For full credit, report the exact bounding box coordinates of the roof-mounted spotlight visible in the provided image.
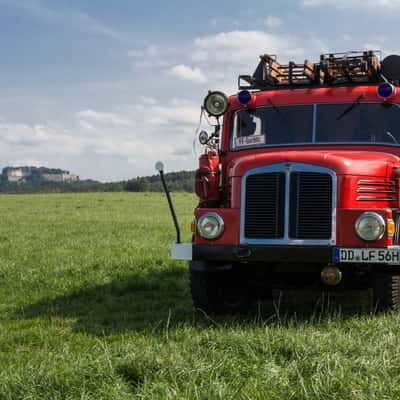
[377,82,396,100]
[203,91,229,117]
[237,90,253,106]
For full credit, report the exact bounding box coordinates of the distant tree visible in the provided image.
[123,170,195,193]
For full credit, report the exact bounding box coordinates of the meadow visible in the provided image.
[0,192,400,399]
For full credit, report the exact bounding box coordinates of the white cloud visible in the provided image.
[264,15,283,29]
[168,64,207,83]
[186,30,328,94]
[129,30,327,100]
[76,110,131,126]
[128,45,180,68]
[0,121,86,175]
[70,98,200,178]
[0,97,200,180]
[303,0,400,8]
[140,96,157,105]
[192,31,307,67]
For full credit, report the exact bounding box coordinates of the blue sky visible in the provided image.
[0,0,399,180]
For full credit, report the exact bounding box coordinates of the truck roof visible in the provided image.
[228,85,400,111]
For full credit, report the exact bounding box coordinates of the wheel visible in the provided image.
[189,262,249,314]
[372,272,400,311]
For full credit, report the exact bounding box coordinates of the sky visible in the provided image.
[0,0,400,181]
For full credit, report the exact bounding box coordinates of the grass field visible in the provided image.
[1,192,400,399]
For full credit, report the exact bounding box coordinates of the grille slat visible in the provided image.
[244,170,333,241]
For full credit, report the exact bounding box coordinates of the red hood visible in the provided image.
[228,150,400,177]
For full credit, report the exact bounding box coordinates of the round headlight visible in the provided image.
[203,91,229,117]
[197,213,224,240]
[355,212,385,242]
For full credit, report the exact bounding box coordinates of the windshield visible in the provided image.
[231,103,400,149]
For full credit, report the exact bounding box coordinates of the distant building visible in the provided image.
[1,166,79,183]
[42,173,80,183]
[4,167,31,182]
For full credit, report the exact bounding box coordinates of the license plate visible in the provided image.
[335,248,400,264]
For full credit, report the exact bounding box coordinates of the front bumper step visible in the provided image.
[171,243,192,260]
[172,243,332,263]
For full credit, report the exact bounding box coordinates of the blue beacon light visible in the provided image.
[377,82,396,100]
[238,90,253,106]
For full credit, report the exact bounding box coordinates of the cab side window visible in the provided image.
[234,111,262,137]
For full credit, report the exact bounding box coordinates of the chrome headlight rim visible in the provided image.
[355,212,386,242]
[197,212,224,240]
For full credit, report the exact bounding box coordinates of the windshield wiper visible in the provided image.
[386,131,398,144]
[337,94,364,120]
[267,98,281,114]
[267,98,289,126]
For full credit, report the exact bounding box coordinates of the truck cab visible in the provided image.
[172,51,400,313]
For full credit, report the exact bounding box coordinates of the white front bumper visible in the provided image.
[171,243,192,260]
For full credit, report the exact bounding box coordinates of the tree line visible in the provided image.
[0,170,195,194]
[123,171,195,192]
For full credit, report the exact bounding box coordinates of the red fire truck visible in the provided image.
[163,51,400,313]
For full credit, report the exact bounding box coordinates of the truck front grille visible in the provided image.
[289,172,332,239]
[245,173,285,238]
[244,168,334,242]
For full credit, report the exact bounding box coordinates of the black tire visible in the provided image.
[372,272,400,312]
[189,263,249,314]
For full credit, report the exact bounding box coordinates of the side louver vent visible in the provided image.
[357,179,397,202]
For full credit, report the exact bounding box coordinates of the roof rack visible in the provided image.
[239,50,383,90]
[320,51,381,84]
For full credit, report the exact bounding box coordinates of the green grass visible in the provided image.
[0,192,400,399]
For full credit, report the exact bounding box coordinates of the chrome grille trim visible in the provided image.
[240,163,337,246]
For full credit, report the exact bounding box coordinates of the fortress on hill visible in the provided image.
[1,166,79,183]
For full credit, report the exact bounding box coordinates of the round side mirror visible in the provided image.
[155,161,164,172]
[199,131,209,145]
